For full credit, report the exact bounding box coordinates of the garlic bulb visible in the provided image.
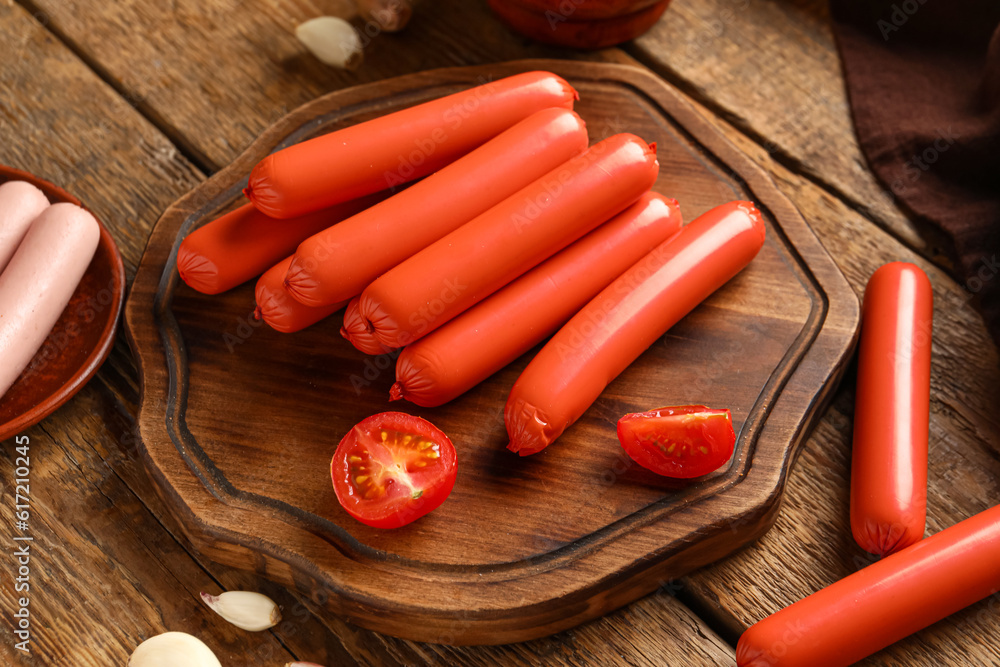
[127,632,221,667]
[200,590,281,632]
[295,17,363,69]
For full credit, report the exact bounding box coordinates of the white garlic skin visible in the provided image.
[127,632,221,667]
[295,17,364,69]
[200,590,281,632]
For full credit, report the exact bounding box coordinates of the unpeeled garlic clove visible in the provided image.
[356,0,413,32]
[200,590,281,632]
[295,16,364,70]
[127,631,221,667]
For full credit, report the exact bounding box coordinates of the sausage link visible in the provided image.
[0,203,100,398]
[391,192,682,407]
[505,201,765,455]
[736,504,1000,667]
[0,180,49,274]
[245,71,577,218]
[341,296,395,355]
[358,133,660,350]
[254,257,347,333]
[285,107,588,306]
[851,262,933,556]
[178,193,385,295]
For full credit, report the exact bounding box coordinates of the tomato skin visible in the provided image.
[617,405,735,478]
[331,412,457,529]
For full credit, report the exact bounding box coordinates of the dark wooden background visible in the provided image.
[1,0,998,664]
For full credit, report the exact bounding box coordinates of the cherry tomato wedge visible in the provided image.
[331,412,457,529]
[617,405,735,478]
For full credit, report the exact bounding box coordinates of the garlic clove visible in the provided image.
[285,663,327,667]
[357,0,413,32]
[127,631,221,667]
[295,17,364,70]
[200,590,281,632]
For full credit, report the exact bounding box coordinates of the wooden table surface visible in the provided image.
[1,0,998,665]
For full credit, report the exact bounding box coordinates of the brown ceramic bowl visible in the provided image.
[501,0,663,21]
[0,166,125,441]
[488,0,671,49]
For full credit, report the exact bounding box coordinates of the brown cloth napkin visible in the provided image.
[829,0,1000,345]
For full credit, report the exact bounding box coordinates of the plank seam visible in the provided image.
[12,0,215,176]
[621,45,952,272]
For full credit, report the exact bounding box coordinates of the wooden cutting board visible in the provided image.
[124,60,859,645]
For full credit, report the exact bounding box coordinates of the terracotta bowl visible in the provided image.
[488,0,671,49]
[0,166,126,441]
[501,0,664,21]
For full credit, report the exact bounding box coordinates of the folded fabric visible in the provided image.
[830,0,1000,346]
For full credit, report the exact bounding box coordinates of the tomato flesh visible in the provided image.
[331,412,457,528]
[617,405,735,478]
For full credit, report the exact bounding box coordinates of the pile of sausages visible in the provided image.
[0,181,100,400]
[178,71,765,455]
[176,71,1000,666]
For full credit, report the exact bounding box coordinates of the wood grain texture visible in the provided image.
[629,0,955,264]
[124,60,859,644]
[19,0,590,171]
[3,0,999,662]
[0,394,302,666]
[0,4,741,663]
[0,167,124,442]
[0,2,304,664]
[21,0,949,266]
[664,80,1000,667]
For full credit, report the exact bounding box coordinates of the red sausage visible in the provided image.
[0,180,49,274]
[391,192,682,407]
[245,71,578,219]
[736,503,1000,667]
[285,107,589,307]
[851,262,933,556]
[505,201,765,455]
[358,133,660,350]
[341,297,393,355]
[178,193,383,295]
[254,257,347,333]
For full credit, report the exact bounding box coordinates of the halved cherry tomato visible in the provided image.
[331,412,457,528]
[617,405,735,478]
